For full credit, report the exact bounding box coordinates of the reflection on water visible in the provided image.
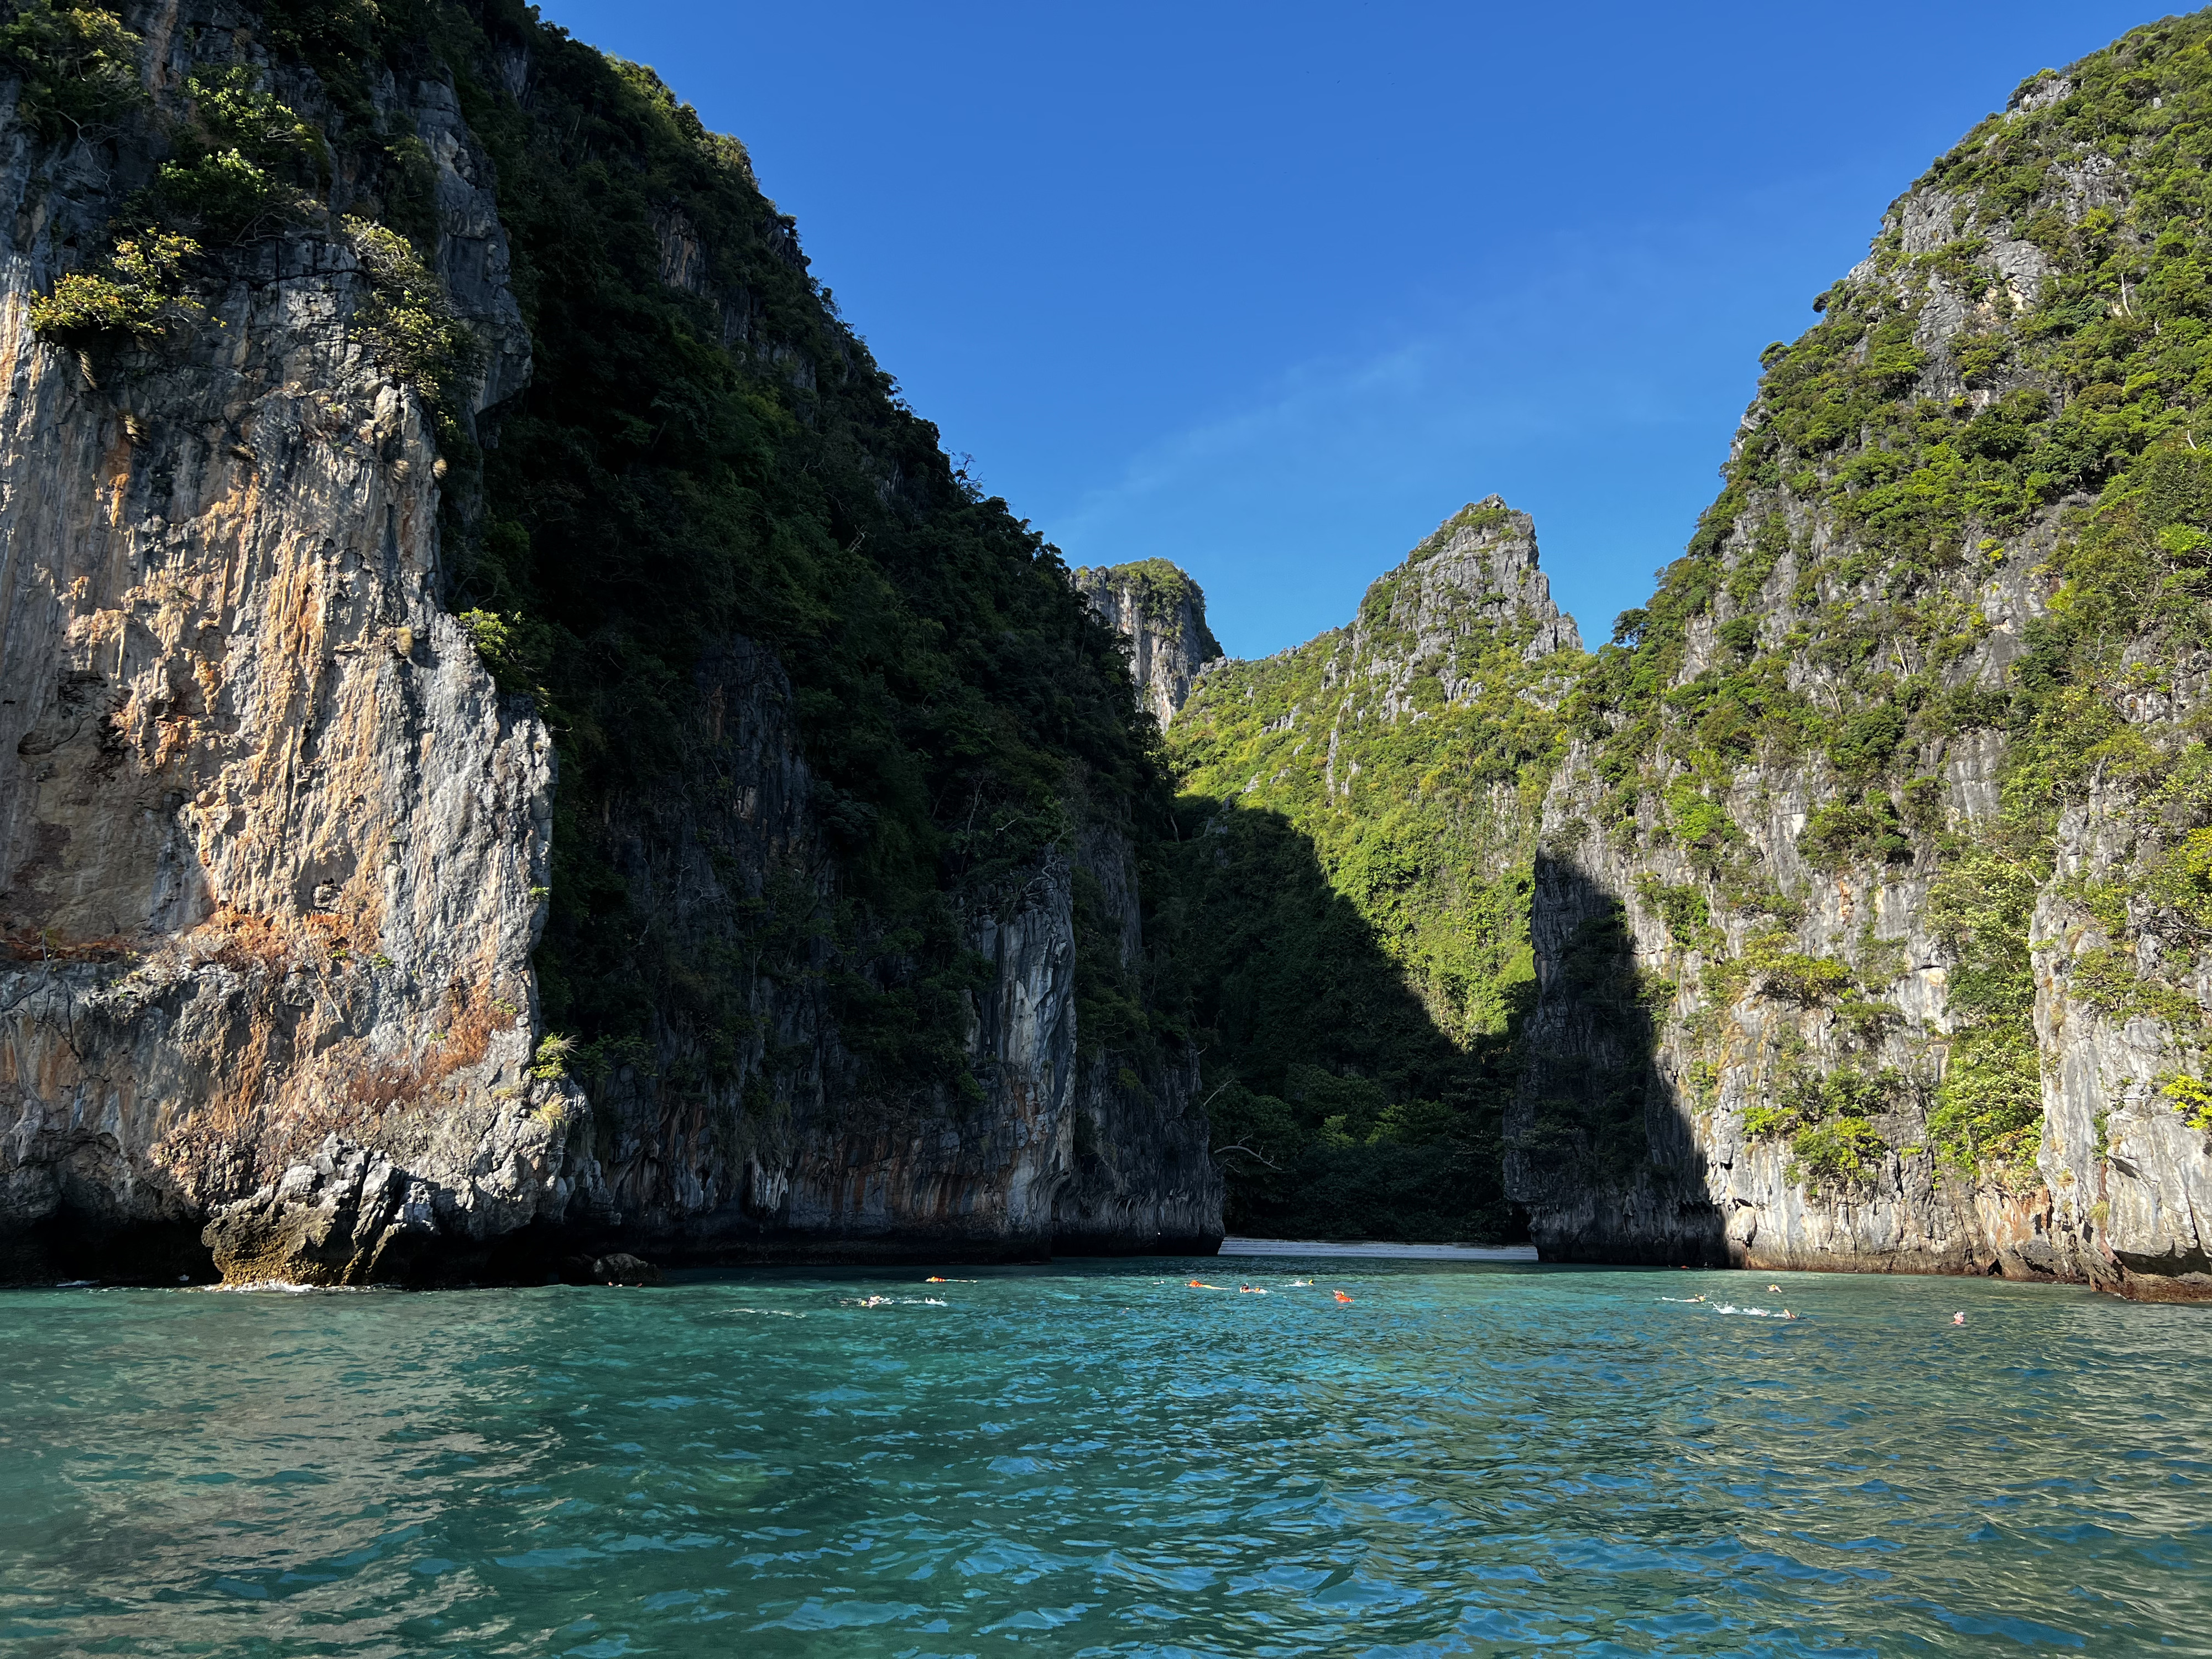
[2,1261,2209,1655]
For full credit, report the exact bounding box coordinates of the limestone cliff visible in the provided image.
[1509,24,2212,1302]
[1073,559,1223,727]
[0,0,1219,1282]
[0,3,578,1284]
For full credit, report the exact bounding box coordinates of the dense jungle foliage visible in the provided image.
[414,3,1173,1103]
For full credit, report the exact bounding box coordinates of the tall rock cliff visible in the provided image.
[1161,497,1580,1240]
[0,0,1218,1282]
[1509,19,2212,1302]
[1073,559,1223,728]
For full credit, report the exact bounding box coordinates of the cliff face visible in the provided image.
[0,5,581,1284]
[1508,24,2212,1302]
[0,0,1219,1282]
[1073,560,1223,727]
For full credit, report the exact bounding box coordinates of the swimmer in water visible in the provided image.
[1782,1308,1796,1319]
[1334,1290,1354,1303]
[1767,1284,1781,1292]
[1953,1311,1966,1325]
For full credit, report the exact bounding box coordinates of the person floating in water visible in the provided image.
[1953,1311,1966,1325]
[1333,1290,1354,1303]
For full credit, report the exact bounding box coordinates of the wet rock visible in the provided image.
[589,1252,660,1286]
[203,1135,437,1286]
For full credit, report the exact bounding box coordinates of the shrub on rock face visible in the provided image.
[1791,1118,1888,1190]
[2161,1074,2212,1132]
[0,1,145,140]
[1742,935,1855,1006]
[29,231,205,346]
[1798,799,1912,873]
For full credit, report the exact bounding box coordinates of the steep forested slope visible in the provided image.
[1513,17,2212,1296]
[1162,501,1580,1240]
[1161,15,2212,1297]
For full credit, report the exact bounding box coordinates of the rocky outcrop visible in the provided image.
[1156,496,1584,1240]
[1073,560,1223,727]
[0,1,1221,1282]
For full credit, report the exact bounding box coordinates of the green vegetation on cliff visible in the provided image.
[430,12,1167,1097]
[1553,12,2212,1182]
[1161,503,1578,1239]
[1161,13,2212,1239]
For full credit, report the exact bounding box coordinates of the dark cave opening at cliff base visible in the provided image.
[1161,800,1533,1245]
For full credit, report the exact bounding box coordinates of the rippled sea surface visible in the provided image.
[4,1261,2211,1656]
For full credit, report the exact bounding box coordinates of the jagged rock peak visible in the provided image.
[1359,495,1583,666]
[1072,559,1225,727]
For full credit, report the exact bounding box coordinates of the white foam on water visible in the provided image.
[201,1280,388,1295]
[1218,1237,1539,1261]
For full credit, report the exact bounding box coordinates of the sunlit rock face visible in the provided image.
[0,19,578,1284]
[1073,561,1224,728]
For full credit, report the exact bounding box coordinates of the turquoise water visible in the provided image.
[2,1262,2209,1656]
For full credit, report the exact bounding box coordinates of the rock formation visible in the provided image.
[0,0,1219,1282]
[1073,560,1223,727]
[1507,28,2212,1301]
[11,2,2210,1305]
[1159,498,1578,1240]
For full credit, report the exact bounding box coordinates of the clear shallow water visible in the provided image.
[2,1263,2209,1657]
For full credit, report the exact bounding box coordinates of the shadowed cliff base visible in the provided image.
[1509,854,1728,1266]
[1161,801,1527,1244]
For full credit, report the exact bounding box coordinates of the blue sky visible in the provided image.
[541,1,2161,658]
